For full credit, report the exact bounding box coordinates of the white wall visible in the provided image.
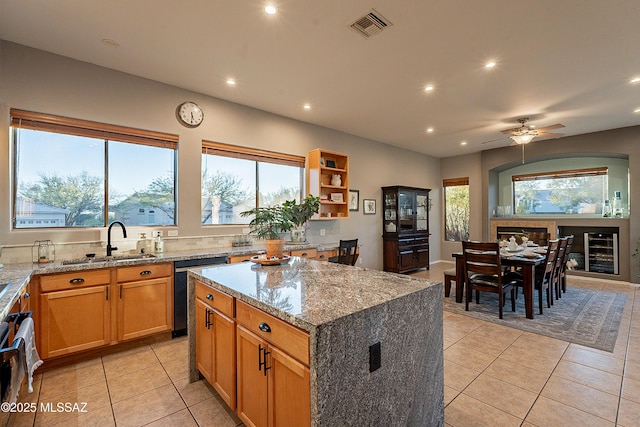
[0,41,441,270]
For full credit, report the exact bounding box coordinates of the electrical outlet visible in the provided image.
[369,342,381,372]
[320,228,325,236]
[155,230,162,237]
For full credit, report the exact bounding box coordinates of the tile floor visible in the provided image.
[2,261,639,426]
[413,262,640,427]
[1,338,243,426]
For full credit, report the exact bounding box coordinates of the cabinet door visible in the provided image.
[40,286,110,359]
[237,325,269,427]
[416,248,430,267]
[195,299,213,383]
[415,191,429,232]
[269,346,310,427]
[117,277,172,341]
[212,310,236,410]
[398,250,415,271]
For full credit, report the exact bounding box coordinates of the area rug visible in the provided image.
[443,286,627,352]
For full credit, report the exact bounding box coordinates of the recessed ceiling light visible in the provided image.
[424,85,434,92]
[226,79,236,86]
[631,77,640,84]
[101,38,120,48]
[634,108,640,113]
[426,127,434,133]
[303,104,311,110]
[265,5,277,15]
[460,141,467,146]
[485,61,497,69]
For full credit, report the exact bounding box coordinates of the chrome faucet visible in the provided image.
[107,221,127,256]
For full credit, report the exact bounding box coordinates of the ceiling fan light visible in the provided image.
[511,134,535,145]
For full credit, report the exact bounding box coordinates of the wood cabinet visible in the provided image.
[382,186,431,273]
[306,149,349,219]
[315,249,337,261]
[116,263,173,341]
[36,262,173,360]
[236,300,310,427]
[195,281,236,409]
[38,269,111,359]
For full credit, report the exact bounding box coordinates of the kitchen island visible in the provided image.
[188,257,443,426]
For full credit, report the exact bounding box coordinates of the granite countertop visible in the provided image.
[0,241,336,321]
[189,257,438,332]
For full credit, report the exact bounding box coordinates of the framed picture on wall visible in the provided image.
[363,199,376,215]
[349,190,359,211]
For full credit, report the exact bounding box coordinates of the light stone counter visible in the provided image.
[188,257,444,426]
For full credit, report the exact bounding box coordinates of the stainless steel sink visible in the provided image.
[62,253,156,265]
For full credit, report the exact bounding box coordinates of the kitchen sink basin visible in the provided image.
[62,253,156,265]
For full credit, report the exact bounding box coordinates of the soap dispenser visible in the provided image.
[154,231,164,253]
[136,233,153,254]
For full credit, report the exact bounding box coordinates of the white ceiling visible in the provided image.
[2,0,640,158]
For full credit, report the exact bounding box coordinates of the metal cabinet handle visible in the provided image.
[106,287,109,301]
[259,322,271,333]
[139,270,152,276]
[23,292,30,299]
[206,294,214,301]
[69,278,85,284]
[205,308,212,329]
[301,252,308,257]
[258,344,271,375]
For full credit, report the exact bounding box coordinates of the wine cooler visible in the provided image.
[584,232,619,274]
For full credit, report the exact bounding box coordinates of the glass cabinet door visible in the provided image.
[398,192,415,233]
[383,192,397,233]
[416,193,428,232]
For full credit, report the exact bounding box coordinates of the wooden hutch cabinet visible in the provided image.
[382,186,431,273]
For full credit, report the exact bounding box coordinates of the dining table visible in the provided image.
[452,247,546,319]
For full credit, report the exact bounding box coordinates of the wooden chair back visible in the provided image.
[330,239,358,266]
[539,239,560,286]
[462,241,502,280]
[528,232,551,246]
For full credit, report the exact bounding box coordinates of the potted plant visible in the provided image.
[240,204,292,258]
[282,195,321,243]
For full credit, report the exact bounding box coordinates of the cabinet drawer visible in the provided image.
[196,280,234,318]
[40,269,111,293]
[117,262,172,282]
[228,254,257,264]
[236,300,309,366]
[316,250,337,261]
[289,248,317,259]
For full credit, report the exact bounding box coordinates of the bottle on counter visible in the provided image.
[154,231,164,253]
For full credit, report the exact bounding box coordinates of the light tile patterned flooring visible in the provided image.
[3,262,639,426]
[413,262,640,427]
[1,338,243,426]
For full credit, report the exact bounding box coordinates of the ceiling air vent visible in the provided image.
[350,9,393,39]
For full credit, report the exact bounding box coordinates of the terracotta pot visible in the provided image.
[265,238,285,258]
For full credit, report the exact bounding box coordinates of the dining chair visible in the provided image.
[462,241,516,319]
[552,237,568,301]
[328,239,358,266]
[527,232,550,246]
[559,235,574,296]
[512,239,559,315]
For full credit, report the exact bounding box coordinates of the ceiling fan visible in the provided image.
[484,117,565,163]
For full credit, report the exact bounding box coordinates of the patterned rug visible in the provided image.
[443,285,627,352]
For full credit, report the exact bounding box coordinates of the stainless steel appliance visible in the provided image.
[173,256,227,337]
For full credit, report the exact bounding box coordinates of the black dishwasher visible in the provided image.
[173,256,227,337]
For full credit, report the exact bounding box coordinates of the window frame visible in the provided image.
[511,167,608,215]
[201,141,305,225]
[11,109,178,229]
[443,177,470,242]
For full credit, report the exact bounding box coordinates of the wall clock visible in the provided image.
[176,101,204,127]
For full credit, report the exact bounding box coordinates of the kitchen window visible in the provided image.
[201,141,305,225]
[11,109,177,228]
[443,177,470,241]
[513,167,608,215]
